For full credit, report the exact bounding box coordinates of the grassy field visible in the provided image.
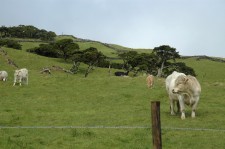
[0,41,225,148]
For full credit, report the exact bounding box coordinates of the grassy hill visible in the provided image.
[56,35,152,58]
[0,38,225,149]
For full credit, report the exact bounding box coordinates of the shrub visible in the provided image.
[27,44,59,58]
[0,39,22,50]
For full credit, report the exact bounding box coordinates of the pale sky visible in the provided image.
[1,0,225,57]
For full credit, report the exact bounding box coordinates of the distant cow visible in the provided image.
[165,71,201,119]
[115,71,129,76]
[146,74,154,88]
[13,68,28,86]
[0,71,8,81]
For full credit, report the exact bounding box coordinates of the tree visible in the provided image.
[0,39,22,50]
[82,47,106,77]
[118,51,138,71]
[118,51,159,76]
[163,62,196,77]
[137,53,158,75]
[27,43,59,58]
[55,39,79,61]
[0,25,57,40]
[70,51,83,74]
[153,45,180,77]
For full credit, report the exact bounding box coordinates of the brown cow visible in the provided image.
[146,74,154,88]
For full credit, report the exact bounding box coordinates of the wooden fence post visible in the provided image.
[151,101,162,149]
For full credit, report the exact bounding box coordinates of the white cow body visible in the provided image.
[165,71,201,119]
[0,71,8,81]
[13,68,28,86]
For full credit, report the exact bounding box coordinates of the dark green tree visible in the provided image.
[118,51,138,71]
[163,62,196,77]
[153,45,180,77]
[82,47,106,77]
[137,53,158,75]
[118,51,159,76]
[0,26,9,38]
[0,39,22,50]
[70,51,83,74]
[55,39,79,61]
[0,25,56,40]
[27,43,59,58]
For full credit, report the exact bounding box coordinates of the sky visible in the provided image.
[1,0,225,58]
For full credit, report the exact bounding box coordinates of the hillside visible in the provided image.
[1,38,225,148]
[55,35,152,57]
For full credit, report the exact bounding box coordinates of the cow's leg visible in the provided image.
[13,78,16,86]
[147,82,150,88]
[178,95,185,119]
[191,97,199,118]
[176,101,180,113]
[170,99,175,115]
[26,75,28,85]
[24,77,28,85]
[19,78,22,86]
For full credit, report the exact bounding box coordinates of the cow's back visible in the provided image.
[0,71,8,76]
[0,71,8,81]
[186,75,201,96]
[17,68,28,78]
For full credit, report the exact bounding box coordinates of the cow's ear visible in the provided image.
[184,78,189,84]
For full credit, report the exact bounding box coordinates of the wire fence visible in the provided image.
[1,125,225,132]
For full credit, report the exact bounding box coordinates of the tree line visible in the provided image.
[0,25,56,41]
[27,39,196,77]
[0,25,195,77]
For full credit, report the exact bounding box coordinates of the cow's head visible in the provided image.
[172,75,189,94]
[14,70,22,77]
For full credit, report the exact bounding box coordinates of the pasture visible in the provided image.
[0,44,225,148]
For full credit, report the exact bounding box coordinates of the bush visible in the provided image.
[0,39,22,50]
[27,44,59,58]
[163,62,196,77]
[110,62,124,69]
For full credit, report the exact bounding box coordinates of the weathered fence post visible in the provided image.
[151,101,162,149]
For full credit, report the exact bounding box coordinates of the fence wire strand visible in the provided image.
[0,125,225,132]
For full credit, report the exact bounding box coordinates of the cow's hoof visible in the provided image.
[181,113,185,120]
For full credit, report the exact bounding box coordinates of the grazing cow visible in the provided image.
[13,68,28,86]
[165,71,201,119]
[0,71,8,81]
[146,74,154,88]
[115,71,129,76]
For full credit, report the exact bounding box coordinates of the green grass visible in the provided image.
[77,42,118,58]
[20,42,46,51]
[0,42,225,148]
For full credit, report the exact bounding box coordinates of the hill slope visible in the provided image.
[0,39,225,149]
[56,35,152,58]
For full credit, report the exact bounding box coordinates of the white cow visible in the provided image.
[13,68,28,86]
[165,71,201,119]
[0,71,8,81]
